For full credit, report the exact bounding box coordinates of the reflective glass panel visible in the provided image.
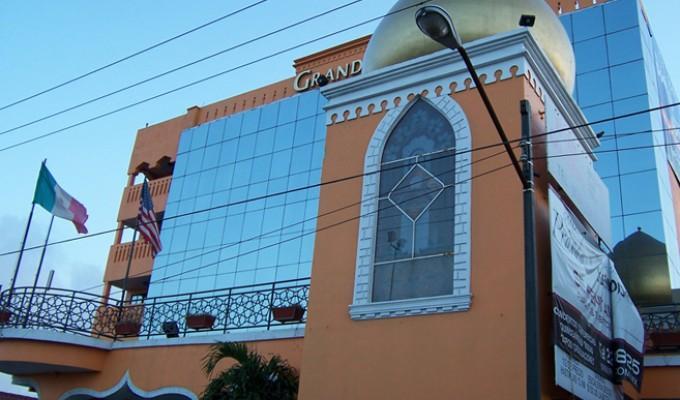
[620,170,662,215]
[576,69,612,107]
[610,60,647,100]
[373,98,456,302]
[575,37,608,74]
[572,6,605,42]
[148,90,325,300]
[607,27,642,65]
[603,0,640,34]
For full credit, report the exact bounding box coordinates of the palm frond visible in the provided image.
[202,341,258,376]
[200,342,299,400]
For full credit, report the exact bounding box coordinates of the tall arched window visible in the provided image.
[372,98,456,302]
[350,94,471,320]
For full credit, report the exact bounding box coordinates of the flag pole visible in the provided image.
[33,215,54,290]
[22,215,55,327]
[7,203,36,306]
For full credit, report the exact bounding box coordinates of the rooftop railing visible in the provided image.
[641,304,680,352]
[0,278,309,341]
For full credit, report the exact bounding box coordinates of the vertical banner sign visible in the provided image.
[550,188,644,399]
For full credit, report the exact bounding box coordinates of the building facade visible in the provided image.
[1,1,680,399]
[552,0,680,305]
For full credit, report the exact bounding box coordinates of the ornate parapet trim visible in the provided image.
[322,29,598,157]
[59,371,197,400]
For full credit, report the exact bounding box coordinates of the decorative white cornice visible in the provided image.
[0,326,304,351]
[322,28,599,159]
[59,370,197,400]
[644,354,680,367]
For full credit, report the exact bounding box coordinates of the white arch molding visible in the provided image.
[349,94,473,320]
[59,371,197,400]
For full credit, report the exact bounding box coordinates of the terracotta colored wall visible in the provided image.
[28,338,303,400]
[127,78,295,176]
[544,0,609,14]
[668,164,680,259]
[640,366,680,399]
[298,77,546,400]
[0,340,107,373]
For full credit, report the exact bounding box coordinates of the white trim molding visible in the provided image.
[0,326,304,350]
[59,371,197,400]
[322,28,598,157]
[644,354,680,367]
[347,94,472,320]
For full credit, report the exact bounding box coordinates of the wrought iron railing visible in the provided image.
[640,305,680,351]
[641,305,680,333]
[0,278,309,340]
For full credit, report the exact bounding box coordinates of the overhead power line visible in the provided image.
[109,133,680,290]
[6,132,680,293]
[138,162,517,289]
[2,120,678,260]
[0,1,268,113]
[77,147,511,293]
[0,0,433,153]
[0,0,363,138]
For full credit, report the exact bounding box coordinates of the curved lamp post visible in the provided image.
[416,6,539,400]
[415,5,526,188]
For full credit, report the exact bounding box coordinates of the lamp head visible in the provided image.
[519,14,536,27]
[415,5,462,50]
[316,74,329,87]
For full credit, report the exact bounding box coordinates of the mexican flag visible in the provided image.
[33,163,89,234]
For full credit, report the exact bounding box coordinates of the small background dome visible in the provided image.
[613,228,672,306]
[363,0,575,92]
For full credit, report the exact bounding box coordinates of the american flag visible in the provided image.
[138,180,162,257]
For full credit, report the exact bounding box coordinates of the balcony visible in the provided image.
[641,304,680,351]
[117,176,171,225]
[0,278,309,340]
[104,241,155,290]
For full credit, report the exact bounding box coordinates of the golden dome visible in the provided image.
[363,0,575,92]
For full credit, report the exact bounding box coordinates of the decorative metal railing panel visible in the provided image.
[0,278,309,341]
[642,309,680,333]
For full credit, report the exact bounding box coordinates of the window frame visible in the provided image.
[349,95,472,320]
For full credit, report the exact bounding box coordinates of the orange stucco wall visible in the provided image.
[544,0,609,14]
[640,365,680,399]
[0,340,107,373]
[26,338,303,400]
[297,76,554,399]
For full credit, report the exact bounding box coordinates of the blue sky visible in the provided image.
[0,0,678,396]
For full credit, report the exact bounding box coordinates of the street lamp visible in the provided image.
[415,5,526,188]
[416,6,539,400]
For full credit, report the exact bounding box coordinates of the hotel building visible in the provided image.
[0,0,679,399]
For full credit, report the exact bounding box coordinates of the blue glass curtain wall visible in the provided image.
[562,0,667,245]
[148,91,326,297]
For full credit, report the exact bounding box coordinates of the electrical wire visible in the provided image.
[134,134,680,290]
[2,121,678,259]
[94,138,680,290]
[0,1,268,112]
[146,162,515,288]
[77,147,510,292]
[0,0,433,153]
[8,134,680,294]
[0,0,363,138]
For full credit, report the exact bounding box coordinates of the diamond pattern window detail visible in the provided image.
[388,164,444,221]
[372,97,457,302]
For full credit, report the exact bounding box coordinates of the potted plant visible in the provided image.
[186,313,216,330]
[0,309,12,324]
[114,319,141,336]
[271,304,305,323]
